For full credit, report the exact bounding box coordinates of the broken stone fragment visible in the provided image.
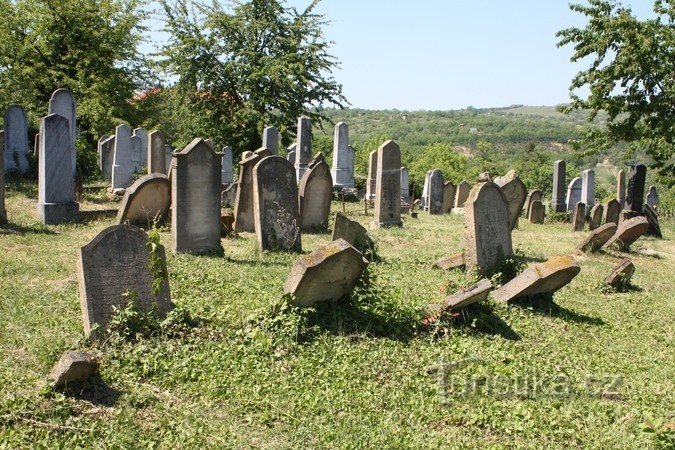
[604,258,635,287]
[493,255,581,302]
[434,252,465,270]
[49,350,98,389]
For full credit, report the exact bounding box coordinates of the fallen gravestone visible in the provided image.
[427,279,493,318]
[577,223,617,252]
[332,212,375,256]
[434,252,465,270]
[643,204,662,238]
[603,216,650,251]
[77,224,171,336]
[299,159,333,230]
[492,255,581,302]
[117,173,171,228]
[49,350,98,389]
[589,204,603,230]
[283,239,368,307]
[528,200,545,224]
[572,202,585,232]
[494,170,527,230]
[604,258,635,287]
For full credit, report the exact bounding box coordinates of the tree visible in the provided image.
[158,0,347,155]
[557,0,675,185]
[409,143,470,188]
[0,0,149,176]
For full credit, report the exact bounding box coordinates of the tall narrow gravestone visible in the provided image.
[4,105,30,174]
[221,146,233,184]
[428,169,444,215]
[494,170,527,230]
[442,182,456,213]
[626,163,646,213]
[0,131,6,224]
[454,180,471,209]
[371,140,402,229]
[37,114,79,224]
[164,144,173,174]
[77,225,171,337]
[111,124,134,189]
[133,127,147,171]
[234,148,271,232]
[551,160,566,212]
[617,170,626,206]
[97,134,110,173]
[172,139,223,254]
[262,126,279,155]
[252,156,301,252]
[366,150,378,201]
[572,202,585,232]
[421,170,431,210]
[147,130,166,174]
[464,182,513,276]
[299,159,333,230]
[566,177,582,212]
[130,130,143,173]
[330,122,355,188]
[581,169,595,214]
[48,89,77,174]
[400,167,410,203]
[295,116,312,181]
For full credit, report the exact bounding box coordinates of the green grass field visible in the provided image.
[1,181,674,448]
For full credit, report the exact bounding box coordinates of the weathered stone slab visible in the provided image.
[525,189,543,218]
[454,180,471,208]
[528,200,545,224]
[589,204,603,230]
[98,134,111,177]
[434,252,465,270]
[626,163,646,212]
[400,167,410,203]
[581,169,595,214]
[332,212,374,256]
[442,182,456,214]
[421,170,431,211]
[643,204,662,238]
[495,170,527,230]
[49,350,98,389]
[566,177,582,212]
[443,278,492,311]
[0,131,6,223]
[130,131,143,173]
[283,239,368,307]
[493,255,581,302]
[577,222,617,252]
[111,124,134,189]
[366,150,378,201]
[262,126,279,155]
[551,160,566,212]
[77,224,171,336]
[616,169,626,207]
[4,105,29,173]
[371,140,402,228]
[604,258,635,287]
[572,202,585,232]
[330,122,355,188]
[299,159,333,230]
[172,138,223,254]
[603,216,650,250]
[164,144,173,174]
[233,148,271,232]
[221,146,233,184]
[48,89,77,174]
[117,173,171,228]
[604,199,621,225]
[252,155,301,251]
[428,169,444,215]
[464,182,512,276]
[646,186,658,209]
[295,116,312,181]
[147,130,166,174]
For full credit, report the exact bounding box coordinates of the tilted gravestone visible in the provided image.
[646,186,658,209]
[464,182,512,276]
[252,156,301,252]
[494,170,527,230]
[48,89,77,174]
[454,180,471,209]
[295,116,312,181]
[626,163,646,213]
[565,177,582,212]
[528,200,545,224]
[551,160,566,212]
[442,181,456,214]
[427,279,493,319]
[492,255,581,302]
[604,199,621,225]
[299,159,333,230]
[603,216,650,251]
[332,212,375,256]
[77,224,171,336]
[147,130,166,174]
[400,167,411,203]
[117,173,171,228]
[428,169,444,215]
[330,122,355,189]
[572,202,585,232]
[0,131,6,223]
[366,150,378,202]
[4,105,30,174]
[221,146,233,184]
[524,189,543,219]
[589,204,603,230]
[172,138,223,254]
[578,223,617,252]
[262,126,279,155]
[233,148,271,232]
[37,114,79,224]
[371,140,402,229]
[111,124,134,189]
[616,169,626,207]
[581,169,595,215]
[604,258,635,287]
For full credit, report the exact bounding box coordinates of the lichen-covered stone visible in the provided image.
[493,255,580,302]
[578,223,617,252]
[603,216,650,251]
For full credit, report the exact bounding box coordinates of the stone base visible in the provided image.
[550,201,566,213]
[37,202,79,225]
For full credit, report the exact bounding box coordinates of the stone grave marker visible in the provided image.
[626,163,646,213]
[428,169,444,215]
[528,200,545,224]
[147,130,166,174]
[98,134,112,179]
[77,224,171,336]
[262,126,279,155]
[252,155,301,251]
[494,170,527,230]
[525,189,543,219]
[172,138,223,254]
[577,223,617,252]
[572,202,585,232]
[604,258,635,287]
[117,173,171,228]
[164,144,173,174]
[234,148,271,232]
[551,160,566,212]
[427,279,493,318]
[617,169,626,207]
[604,199,621,225]
[434,252,465,270]
[581,169,595,214]
[330,122,355,189]
[4,105,30,173]
[643,204,662,238]
[295,116,312,181]
[589,204,603,230]
[420,170,431,210]
[111,124,134,189]
[442,181,456,214]
[133,127,147,171]
[48,88,77,174]
[603,216,650,251]
[299,159,333,229]
[371,140,402,228]
[221,146,233,184]
[646,186,658,209]
[454,180,471,209]
[366,150,378,202]
[332,212,375,256]
[130,130,143,173]
[400,167,410,203]
[493,255,581,302]
[0,131,5,223]
[565,177,582,212]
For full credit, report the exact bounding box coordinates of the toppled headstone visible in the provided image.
[492,255,581,302]
[117,173,171,228]
[494,170,527,230]
[283,239,368,307]
[603,216,650,251]
[589,204,603,230]
[49,350,98,389]
[332,212,374,256]
[643,204,662,238]
[572,202,585,232]
[603,258,635,287]
[577,223,617,252]
[427,279,493,318]
[434,252,465,270]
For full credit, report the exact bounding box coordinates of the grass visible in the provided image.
[1,180,674,448]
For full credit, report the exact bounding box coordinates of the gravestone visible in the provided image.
[299,160,333,230]
[0,131,5,223]
[164,144,173,174]
[286,150,296,164]
[524,189,543,219]
[4,105,30,173]
[454,180,471,208]
[434,252,465,270]
[98,135,113,180]
[428,169,444,215]
[528,200,545,224]
[581,169,595,214]
[626,163,646,212]
[77,224,171,336]
[643,204,662,238]
[233,148,271,232]
[221,146,233,184]
[252,156,301,251]
[172,138,223,254]
[492,255,581,302]
[147,130,166,174]
[111,124,134,189]
[577,223,617,252]
[604,199,621,225]
[48,89,77,174]
[283,239,368,307]
[565,177,582,212]
[371,140,402,228]
[442,182,456,213]
[130,130,143,173]
[117,173,171,228]
[464,182,512,276]
[617,169,626,207]
[589,204,603,230]
[572,202,585,232]
[221,183,237,207]
[494,170,527,230]
[262,126,279,155]
[330,122,355,188]
[551,160,566,212]
[604,258,635,287]
[366,150,378,201]
[427,279,493,318]
[37,114,79,224]
[603,216,650,251]
[400,167,410,203]
[133,127,147,171]
[646,186,658,209]
[295,116,312,181]
[421,170,431,210]
[332,212,374,256]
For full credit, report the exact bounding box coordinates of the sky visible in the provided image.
[146,0,655,111]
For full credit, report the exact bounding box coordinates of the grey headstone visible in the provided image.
[332,212,374,256]
[604,199,621,225]
[551,160,566,212]
[626,164,646,212]
[287,150,296,164]
[616,170,626,206]
[295,116,312,181]
[97,134,110,171]
[494,170,527,230]
[221,146,233,184]
[48,89,77,174]
[100,135,115,182]
[117,173,171,228]
[37,114,78,224]
[428,169,444,215]
[442,182,456,214]
[366,150,378,202]
[421,170,431,210]
[172,138,223,254]
[454,180,471,209]
[77,224,171,336]
[400,167,410,203]
[578,222,617,252]
[299,160,333,230]
[572,202,585,232]
[262,126,280,155]
[581,169,595,214]
[164,144,173,174]
[525,189,543,219]
[111,124,134,189]
[3,105,29,173]
[589,204,603,230]
[528,200,545,224]
[427,279,493,318]
[133,127,147,169]
[330,122,355,188]
[493,255,580,302]
[147,130,166,174]
[130,132,143,173]
[603,215,650,251]
[646,185,658,208]
[233,148,271,232]
[565,177,582,212]
[371,140,402,229]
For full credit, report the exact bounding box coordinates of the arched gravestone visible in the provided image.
[454,180,471,208]
[524,189,542,219]
[494,170,527,230]
[77,224,171,337]
[252,156,301,252]
[4,105,29,173]
[372,140,402,228]
[589,204,603,230]
[117,173,171,228]
[299,160,333,230]
[528,200,545,224]
[48,89,77,174]
[147,130,166,174]
[604,199,621,225]
[112,124,134,189]
[234,148,271,232]
[428,169,444,215]
[566,177,582,212]
[442,181,456,213]
[420,170,431,210]
[464,182,512,276]
[172,138,223,254]
[0,131,6,223]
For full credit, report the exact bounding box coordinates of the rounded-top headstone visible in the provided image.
[117,173,171,228]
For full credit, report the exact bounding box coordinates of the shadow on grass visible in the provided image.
[451,303,521,341]
[510,294,606,326]
[228,257,289,268]
[62,377,122,407]
[0,222,57,235]
[79,209,118,222]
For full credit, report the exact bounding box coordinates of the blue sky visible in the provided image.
[146,0,655,110]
